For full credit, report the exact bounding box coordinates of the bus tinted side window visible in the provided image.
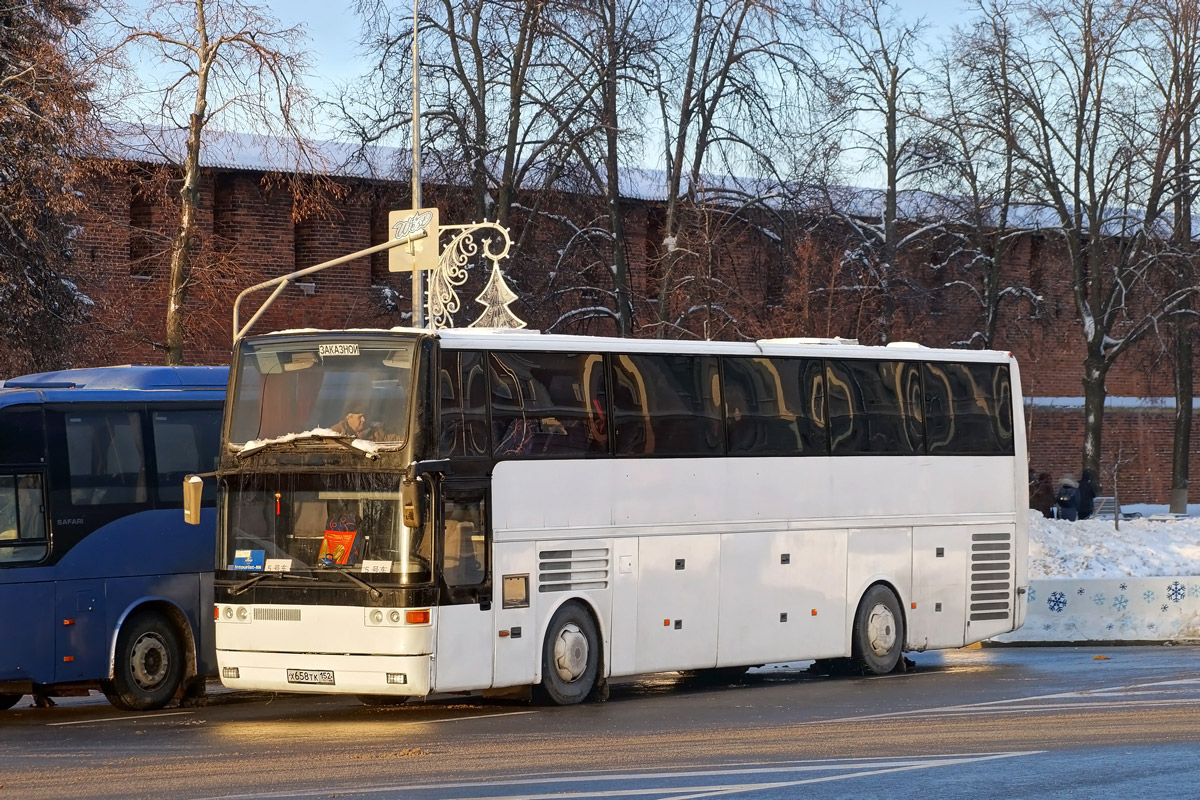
[611,354,722,456]
[439,350,489,458]
[826,360,923,455]
[0,407,45,464]
[0,473,47,565]
[489,352,607,458]
[723,357,828,455]
[924,362,1015,455]
[152,408,221,504]
[65,411,148,505]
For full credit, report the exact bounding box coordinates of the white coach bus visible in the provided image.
[196,328,1027,705]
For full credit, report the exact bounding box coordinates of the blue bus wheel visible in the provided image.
[0,694,22,711]
[101,612,184,711]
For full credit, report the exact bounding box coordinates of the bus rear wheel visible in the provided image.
[0,694,22,711]
[852,585,905,675]
[537,602,600,706]
[101,612,184,711]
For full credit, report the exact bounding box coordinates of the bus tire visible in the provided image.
[852,585,904,675]
[537,601,600,706]
[101,612,184,711]
[0,694,22,710]
[357,694,409,707]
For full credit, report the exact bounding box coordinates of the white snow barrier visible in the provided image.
[994,577,1200,643]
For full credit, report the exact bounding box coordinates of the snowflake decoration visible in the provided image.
[1047,591,1068,613]
[1076,587,1085,596]
[1113,595,1129,611]
[1190,585,1200,599]
[1106,623,1115,631]
[1143,590,1156,603]
[1042,623,1053,631]
[1028,588,1037,603]
[1120,582,1128,591]
[1147,622,1157,631]
[1161,604,1170,613]
[1091,593,1106,607]
[1167,582,1186,604]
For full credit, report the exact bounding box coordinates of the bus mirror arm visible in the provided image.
[405,459,451,482]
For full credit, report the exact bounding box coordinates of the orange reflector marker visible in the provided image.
[912,602,917,609]
[406,609,431,625]
[214,607,220,619]
[811,609,817,616]
[663,619,670,627]
[498,630,510,638]
[62,619,75,626]
[63,656,74,662]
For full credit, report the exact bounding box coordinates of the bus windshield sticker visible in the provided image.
[318,343,359,357]
[361,560,392,574]
[232,549,266,571]
[264,558,293,572]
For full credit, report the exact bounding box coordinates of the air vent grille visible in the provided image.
[969,532,1012,622]
[253,607,302,622]
[538,547,610,593]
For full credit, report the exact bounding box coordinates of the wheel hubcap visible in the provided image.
[552,623,588,683]
[865,603,897,658]
[129,633,169,689]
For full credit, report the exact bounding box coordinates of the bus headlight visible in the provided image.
[369,609,385,625]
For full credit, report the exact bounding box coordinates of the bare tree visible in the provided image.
[103,0,326,364]
[808,0,931,343]
[644,0,815,339]
[995,0,1200,479]
[0,0,103,375]
[915,2,1041,350]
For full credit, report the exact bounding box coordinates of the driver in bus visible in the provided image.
[330,404,396,442]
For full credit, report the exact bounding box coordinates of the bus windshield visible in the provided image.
[228,335,418,447]
[221,472,432,584]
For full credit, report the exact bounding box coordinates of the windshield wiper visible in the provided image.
[231,570,318,596]
[320,563,384,599]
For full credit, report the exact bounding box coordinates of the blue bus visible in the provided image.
[0,365,225,711]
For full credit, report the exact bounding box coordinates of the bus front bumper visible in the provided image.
[216,650,432,697]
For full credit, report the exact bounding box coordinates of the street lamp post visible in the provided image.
[410,0,425,328]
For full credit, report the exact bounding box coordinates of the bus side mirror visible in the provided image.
[183,474,204,525]
[402,478,422,528]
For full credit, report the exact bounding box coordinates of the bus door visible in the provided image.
[432,481,493,692]
[0,471,54,685]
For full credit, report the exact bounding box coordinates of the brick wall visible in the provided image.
[64,161,1200,504]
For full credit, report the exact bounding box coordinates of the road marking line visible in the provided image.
[421,710,537,724]
[205,752,1041,800]
[47,711,195,727]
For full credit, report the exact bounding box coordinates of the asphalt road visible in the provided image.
[2,645,1199,799]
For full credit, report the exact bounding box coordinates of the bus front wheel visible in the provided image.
[0,694,22,711]
[101,612,184,711]
[537,602,600,705]
[852,585,905,675]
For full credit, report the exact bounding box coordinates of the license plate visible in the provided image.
[287,669,335,685]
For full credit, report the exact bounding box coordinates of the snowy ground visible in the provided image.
[1030,506,1200,579]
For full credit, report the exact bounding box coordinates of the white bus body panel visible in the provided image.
[433,605,494,691]
[215,604,433,695]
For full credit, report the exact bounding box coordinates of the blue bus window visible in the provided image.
[0,474,47,564]
[65,411,147,506]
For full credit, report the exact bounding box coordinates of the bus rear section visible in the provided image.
[0,366,225,711]
[210,330,1026,705]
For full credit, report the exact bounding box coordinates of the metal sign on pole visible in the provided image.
[388,208,439,273]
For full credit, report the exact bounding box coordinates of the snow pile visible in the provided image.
[1029,510,1200,579]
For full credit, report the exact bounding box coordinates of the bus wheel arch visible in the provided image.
[851,582,906,675]
[101,603,189,711]
[535,599,606,705]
